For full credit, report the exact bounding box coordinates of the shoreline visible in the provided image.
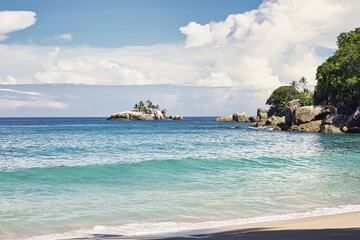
[130,211,360,240]
[73,211,360,240]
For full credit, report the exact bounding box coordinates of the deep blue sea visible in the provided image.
[1,117,360,239]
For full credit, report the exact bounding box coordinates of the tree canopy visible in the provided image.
[266,76,313,116]
[133,100,159,112]
[314,28,360,112]
[266,85,299,115]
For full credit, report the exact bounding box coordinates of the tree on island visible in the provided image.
[146,100,159,111]
[265,28,359,117]
[266,76,313,116]
[133,100,160,112]
[266,85,299,116]
[314,27,360,112]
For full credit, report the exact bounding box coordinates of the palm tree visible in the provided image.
[291,80,299,90]
[298,76,308,92]
[146,99,153,107]
[138,101,145,112]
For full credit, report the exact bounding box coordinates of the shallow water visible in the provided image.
[0,117,360,239]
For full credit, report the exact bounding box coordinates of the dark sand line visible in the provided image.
[74,211,360,240]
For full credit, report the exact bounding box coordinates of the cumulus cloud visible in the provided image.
[196,72,234,87]
[0,11,36,41]
[180,0,360,85]
[1,1,360,114]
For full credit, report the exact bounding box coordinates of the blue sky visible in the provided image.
[0,0,359,117]
[2,0,263,47]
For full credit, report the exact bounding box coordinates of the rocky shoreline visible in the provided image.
[107,108,183,121]
[216,99,360,134]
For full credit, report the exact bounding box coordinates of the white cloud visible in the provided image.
[18,0,357,90]
[0,88,41,96]
[0,98,68,110]
[0,11,36,41]
[180,0,360,86]
[0,86,68,111]
[196,72,235,87]
[51,33,72,42]
[1,1,360,115]
[0,75,17,84]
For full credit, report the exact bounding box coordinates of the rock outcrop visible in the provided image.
[285,99,303,125]
[161,109,168,119]
[257,108,268,120]
[107,108,182,121]
[296,120,323,132]
[320,125,343,134]
[323,114,346,126]
[266,116,285,126]
[344,102,360,129]
[250,108,269,127]
[154,111,165,120]
[293,105,337,125]
[215,115,233,122]
[251,100,360,133]
[233,112,250,122]
[107,111,155,120]
[215,112,250,122]
[169,115,183,120]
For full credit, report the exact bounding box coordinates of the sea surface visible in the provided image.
[1,117,360,240]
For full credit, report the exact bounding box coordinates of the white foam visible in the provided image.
[16,204,360,240]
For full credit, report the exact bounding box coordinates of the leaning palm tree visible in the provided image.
[298,76,308,92]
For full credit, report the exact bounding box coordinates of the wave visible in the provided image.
[0,157,242,183]
[17,204,360,240]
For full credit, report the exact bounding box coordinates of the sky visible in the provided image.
[0,0,359,117]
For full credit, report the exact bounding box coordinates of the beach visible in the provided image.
[111,211,360,240]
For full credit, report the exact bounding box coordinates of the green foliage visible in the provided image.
[296,89,314,106]
[133,100,160,112]
[266,85,300,115]
[314,28,360,111]
[291,80,298,89]
[266,76,314,115]
[145,100,159,111]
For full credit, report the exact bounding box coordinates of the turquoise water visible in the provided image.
[1,117,360,239]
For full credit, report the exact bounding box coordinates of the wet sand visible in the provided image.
[75,211,360,240]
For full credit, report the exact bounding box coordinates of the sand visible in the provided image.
[76,211,360,240]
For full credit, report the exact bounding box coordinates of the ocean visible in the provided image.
[1,117,360,239]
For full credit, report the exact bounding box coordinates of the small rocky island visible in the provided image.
[107,100,183,121]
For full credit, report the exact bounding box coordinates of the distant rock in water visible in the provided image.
[107,108,183,121]
[169,115,183,120]
[215,115,233,122]
[215,112,250,122]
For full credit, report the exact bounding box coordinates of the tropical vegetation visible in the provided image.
[133,100,159,112]
[313,27,360,112]
[266,76,313,115]
[266,28,359,116]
